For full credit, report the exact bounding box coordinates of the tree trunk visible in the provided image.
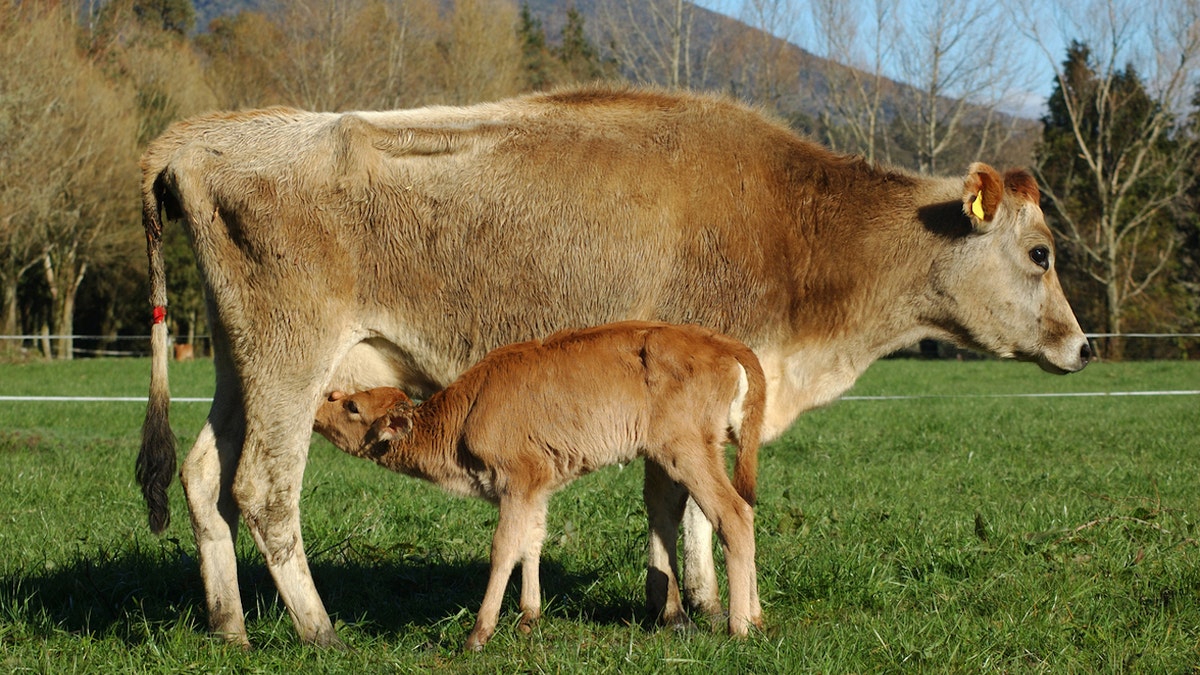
[1105,274,1124,362]
[41,252,62,359]
[0,281,18,358]
[57,289,76,360]
[39,322,50,358]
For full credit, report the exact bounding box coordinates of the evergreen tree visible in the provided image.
[555,7,615,83]
[1036,40,1197,359]
[518,3,555,91]
[134,0,197,35]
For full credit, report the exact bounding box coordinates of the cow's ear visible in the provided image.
[1004,169,1041,207]
[962,162,1003,230]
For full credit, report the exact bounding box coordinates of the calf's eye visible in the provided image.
[346,401,360,415]
[1029,246,1050,270]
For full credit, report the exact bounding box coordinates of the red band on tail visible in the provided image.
[152,306,166,325]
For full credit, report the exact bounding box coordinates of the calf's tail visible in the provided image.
[137,169,176,534]
[730,345,766,507]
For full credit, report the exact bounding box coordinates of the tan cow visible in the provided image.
[137,85,1090,648]
[312,321,766,650]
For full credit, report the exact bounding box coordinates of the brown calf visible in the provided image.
[313,321,766,650]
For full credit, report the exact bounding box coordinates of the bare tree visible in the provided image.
[374,0,443,109]
[810,0,897,162]
[275,0,408,111]
[201,0,469,111]
[0,5,58,345]
[198,10,290,108]
[0,3,142,358]
[442,0,522,104]
[716,0,802,110]
[1025,0,1200,358]
[891,0,1031,175]
[598,0,713,88]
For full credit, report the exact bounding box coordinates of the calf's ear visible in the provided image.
[963,162,1003,230]
[371,413,414,442]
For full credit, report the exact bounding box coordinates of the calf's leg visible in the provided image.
[667,444,762,635]
[518,501,549,634]
[644,461,691,627]
[467,495,542,651]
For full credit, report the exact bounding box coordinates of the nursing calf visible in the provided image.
[313,321,766,650]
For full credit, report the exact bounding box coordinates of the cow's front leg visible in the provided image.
[681,497,723,619]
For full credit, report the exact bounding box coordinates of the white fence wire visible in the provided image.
[0,390,1197,404]
[1,332,1198,363]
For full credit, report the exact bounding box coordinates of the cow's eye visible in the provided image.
[346,401,360,415]
[1029,246,1050,271]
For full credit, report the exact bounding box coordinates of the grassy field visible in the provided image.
[1,357,1198,673]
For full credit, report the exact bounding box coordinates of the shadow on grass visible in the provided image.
[0,539,648,645]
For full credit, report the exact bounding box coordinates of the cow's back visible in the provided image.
[144,87,892,391]
[330,90,813,378]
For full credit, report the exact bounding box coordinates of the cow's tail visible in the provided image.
[137,165,176,534]
[730,343,765,508]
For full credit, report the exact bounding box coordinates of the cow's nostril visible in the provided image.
[1080,341,1093,364]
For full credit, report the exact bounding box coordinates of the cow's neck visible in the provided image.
[757,174,961,439]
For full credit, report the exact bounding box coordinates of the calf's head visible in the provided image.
[314,387,412,456]
[926,163,1091,374]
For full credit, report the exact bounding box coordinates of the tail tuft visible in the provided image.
[138,320,176,533]
[138,166,176,534]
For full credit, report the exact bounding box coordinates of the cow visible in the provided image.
[137,85,1090,648]
[311,321,766,650]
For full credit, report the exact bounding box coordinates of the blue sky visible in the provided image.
[690,0,1073,119]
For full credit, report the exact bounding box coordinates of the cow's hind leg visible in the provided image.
[181,397,248,646]
[179,342,250,647]
[644,461,691,628]
[235,422,340,645]
[230,343,347,648]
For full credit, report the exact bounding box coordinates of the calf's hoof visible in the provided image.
[517,613,539,635]
[728,613,765,637]
[464,626,492,652]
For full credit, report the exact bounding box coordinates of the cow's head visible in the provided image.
[314,387,412,456]
[927,163,1091,374]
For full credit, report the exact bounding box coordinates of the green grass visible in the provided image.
[1,358,1198,672]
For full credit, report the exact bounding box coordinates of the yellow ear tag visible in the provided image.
[971,192,986,220]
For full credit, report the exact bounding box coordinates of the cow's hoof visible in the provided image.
[657,610,696,633]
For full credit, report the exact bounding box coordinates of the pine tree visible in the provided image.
[518,3,555,91]
[1037,40,1197,359]
[555,7,615,83]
